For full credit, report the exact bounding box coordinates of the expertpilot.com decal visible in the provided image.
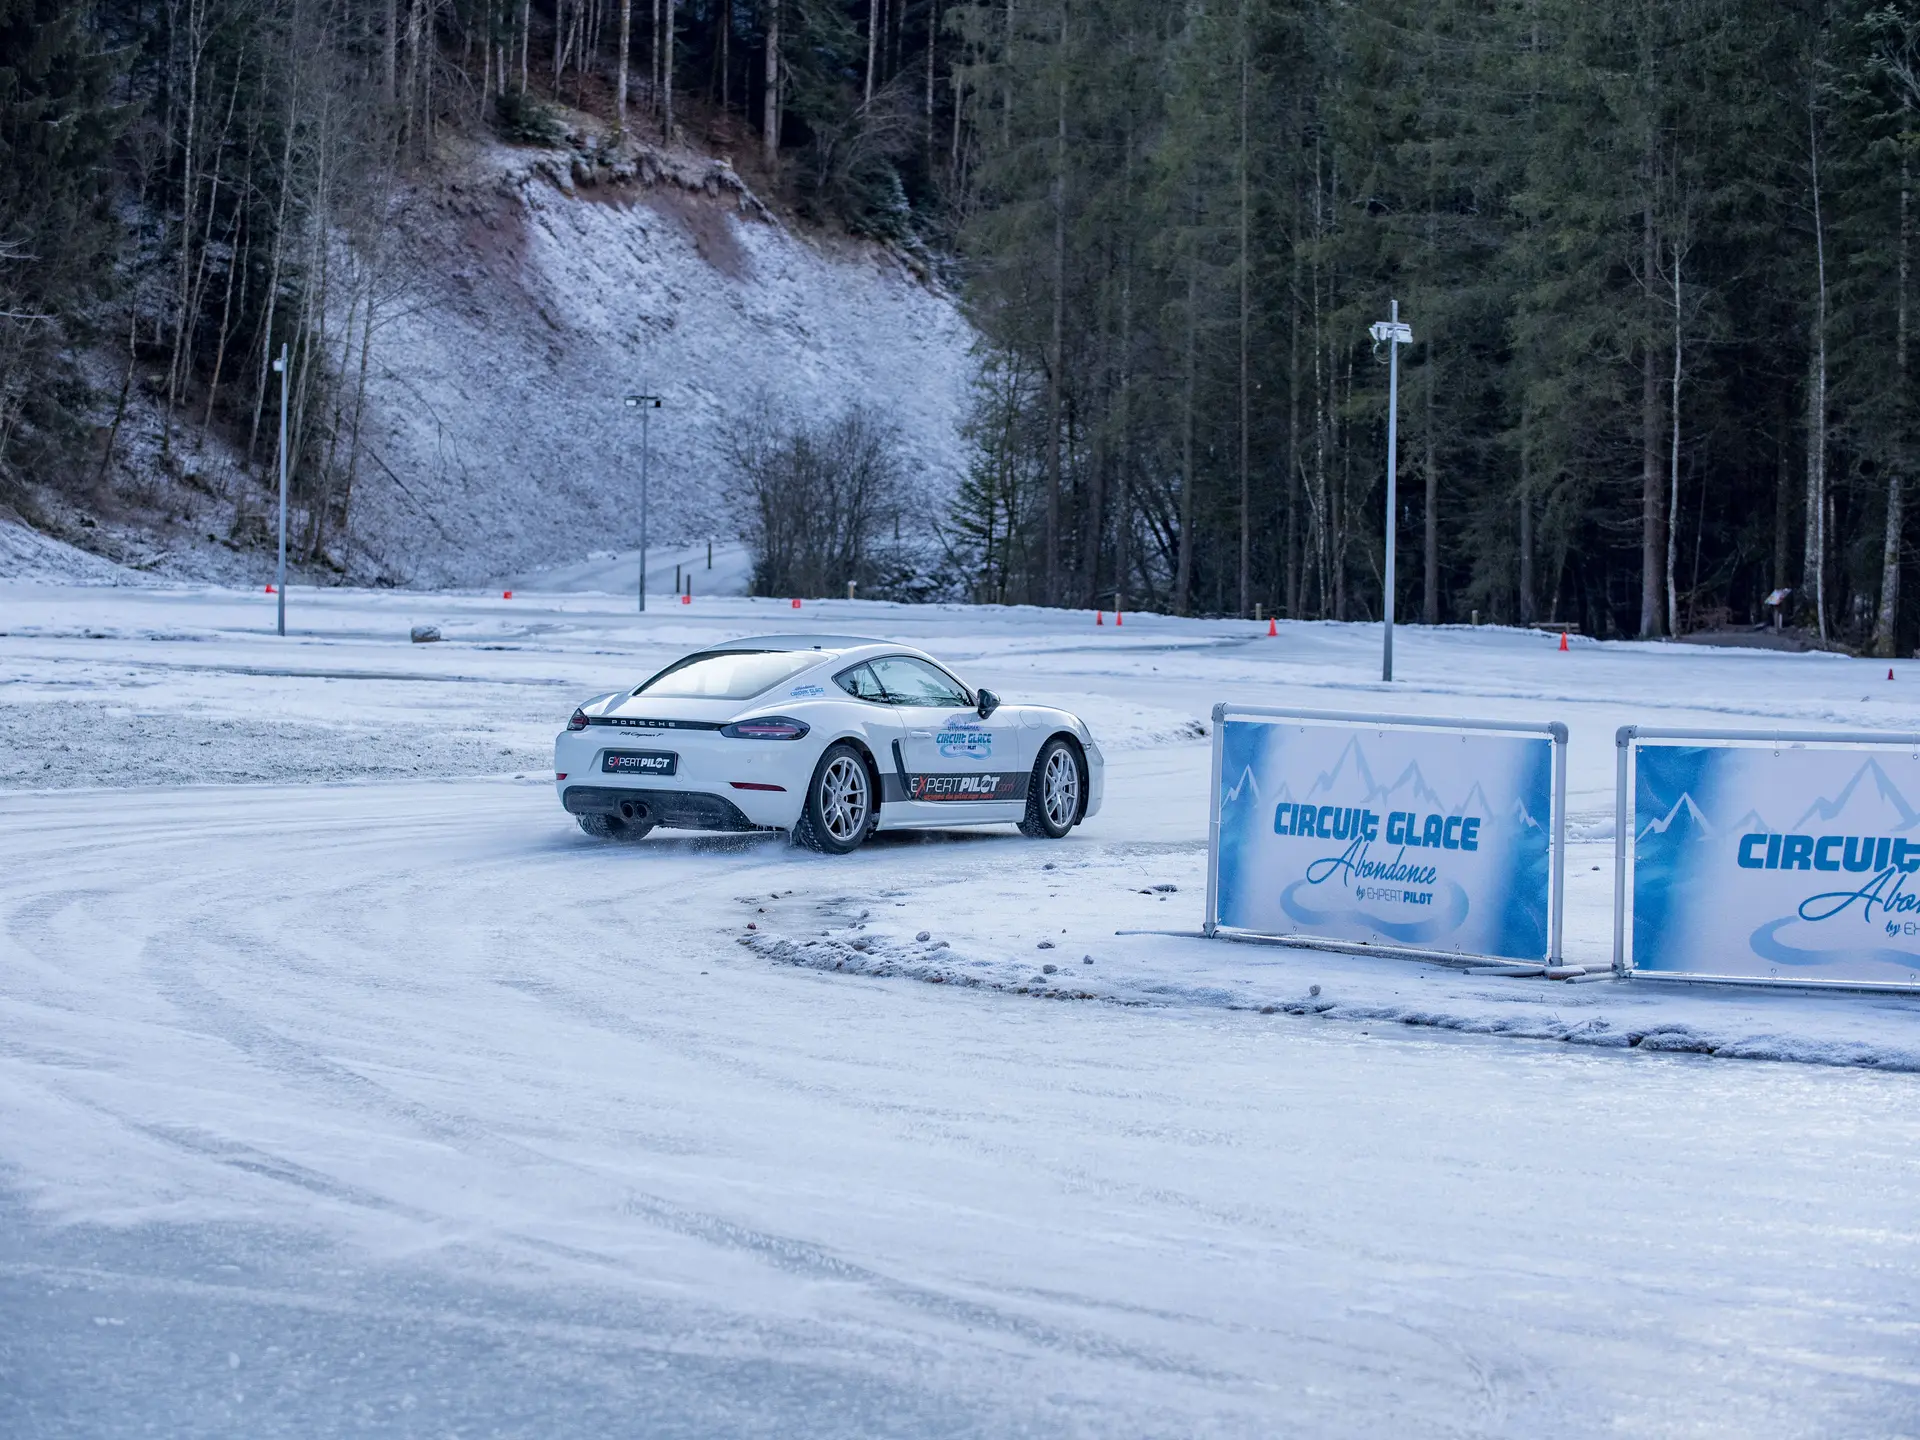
[908,772,1019,800]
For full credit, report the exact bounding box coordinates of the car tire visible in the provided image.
[792,742,876,855]
[1018,736,1084,839]
[578,812,654,841]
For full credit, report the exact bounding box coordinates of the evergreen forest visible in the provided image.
[1,0,1915,645]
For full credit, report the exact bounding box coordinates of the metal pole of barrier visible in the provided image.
[1613,726,1635,977]
[1211,703,1559,738]
[1607,724,1920,747]
[1549,721,1568,965]
[1204,702,1226,937]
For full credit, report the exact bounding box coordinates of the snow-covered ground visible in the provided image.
[3,583,1918,1436]
[505,538,755,597]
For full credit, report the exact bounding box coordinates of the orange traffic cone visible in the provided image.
[680,592,690,605]
[1558,632,1569,652]
[1115,610,1124,626]
[264,584,275,594]
[791,597,801,609]
[1268,616,1278,636]
[1096,610,1104,626]
[1890,668,1896,681]
[503,589,513,599]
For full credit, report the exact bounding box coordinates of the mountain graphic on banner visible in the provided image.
[1297,736,1447,811]
[1222,765,1262,805]
[1787,758,1920,834]
[1280,734,1537,829]
[1639,792,1714,844]
[1459,779,1544,833]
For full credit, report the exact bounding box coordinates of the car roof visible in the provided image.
[702,635,935,662]
[704,634,885,653]
[695,635,973,687]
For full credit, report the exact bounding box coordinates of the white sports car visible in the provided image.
[555,634,1104,853]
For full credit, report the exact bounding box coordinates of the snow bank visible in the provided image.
[738,836,1920,1077]
[745,928,1920,1073]
[0,521,143,586]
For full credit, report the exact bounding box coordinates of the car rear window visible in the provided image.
[635,650,822,700]
[835,663,888,701]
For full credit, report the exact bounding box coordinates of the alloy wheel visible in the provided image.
[820,754,870,842]
[1043,747,1080,829]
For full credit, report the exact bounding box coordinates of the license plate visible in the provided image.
[602,750,677,776]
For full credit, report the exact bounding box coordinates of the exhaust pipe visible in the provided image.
[618,800,649,823]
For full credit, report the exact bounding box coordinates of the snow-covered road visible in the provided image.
[3,584,1919,1435]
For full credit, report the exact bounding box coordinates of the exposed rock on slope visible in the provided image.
[347,138,975,588]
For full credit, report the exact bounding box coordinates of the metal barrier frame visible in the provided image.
[1614,724,1920,992]
[1205,705,1568,967]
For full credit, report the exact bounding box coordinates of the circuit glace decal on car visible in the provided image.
[936,729,993,758]
[907,772,1021,801]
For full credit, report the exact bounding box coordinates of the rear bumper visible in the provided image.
[561,785,773,833]
[555,727,804,829]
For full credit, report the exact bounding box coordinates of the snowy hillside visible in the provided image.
[345,139,976,587]
[0,134,976,594]
[0,520,140,586]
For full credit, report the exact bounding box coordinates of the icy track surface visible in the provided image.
[3,584,1919,1437]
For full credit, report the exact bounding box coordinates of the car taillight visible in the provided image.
[567,708,589,731]
[721,716,810,740]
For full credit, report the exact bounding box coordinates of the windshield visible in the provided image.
[635,650,823,700]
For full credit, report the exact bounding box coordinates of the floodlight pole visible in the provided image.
[1369,301,1413,682]
[625,393,661,612]
[274,343,289,637]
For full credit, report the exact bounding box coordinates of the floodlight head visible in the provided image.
[1369,320,1414,345]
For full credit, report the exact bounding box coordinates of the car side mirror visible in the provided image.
[976,688,1000,719]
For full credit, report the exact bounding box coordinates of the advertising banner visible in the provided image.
[1209,709,1564,963]
[1625,734,1920,989]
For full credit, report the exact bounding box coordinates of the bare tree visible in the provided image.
[662,0,675,140]
[1805,76,1830,641]
[763,0,780,166]
[730,401,909,597]
[617,0,632,130]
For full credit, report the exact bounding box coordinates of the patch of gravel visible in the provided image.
[0,702,549,788]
